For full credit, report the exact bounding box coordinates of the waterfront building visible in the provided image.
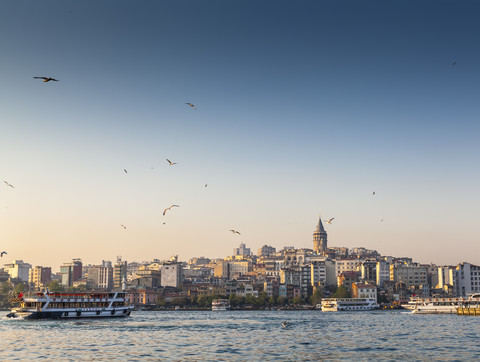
[86,261,113,290]
[60,259,83,287]
[127,289,162,306]
[351,282,377,300]
[389,263,428,292]
[432,265,456,296]
[3,260,32,282]
[455,262,480,297]
[313,216,328,254]
[188,257,211,266]
[29,266,52,289]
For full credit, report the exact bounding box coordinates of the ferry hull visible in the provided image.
[8,308,133,319]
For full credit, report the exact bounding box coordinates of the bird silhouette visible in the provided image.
[163,205,179,216]
[324,218,334,224]
[185,102,197,110]
[166,159,177,166]
[120,224,127,229]
[34,77,59,82]
[0,251,7,257]
[3,181,14,188]
[124,169,128,174]
[373,191,376,196]
[229,230,241,235]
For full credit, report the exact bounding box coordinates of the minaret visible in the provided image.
[313,215,328,254]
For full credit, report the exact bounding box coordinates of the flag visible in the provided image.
[18,292,23,299]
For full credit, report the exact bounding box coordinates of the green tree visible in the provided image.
[310,288,323,306]
[257,291,268,307]
[48,280,65,292]
[268,296,277,305]
[292,296,304,305]
[14,283,25,294]
[332,285,350,298]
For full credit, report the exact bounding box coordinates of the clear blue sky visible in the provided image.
[1,1,479,271]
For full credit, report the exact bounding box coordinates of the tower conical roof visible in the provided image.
[315,215,326,234]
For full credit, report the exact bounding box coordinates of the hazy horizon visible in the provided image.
[1,1,479,271]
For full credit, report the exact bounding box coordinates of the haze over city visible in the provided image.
[1,1,479,271]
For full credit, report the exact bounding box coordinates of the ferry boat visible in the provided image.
[409,294,480,314]
[212,299,231,311]
[6,290,134,319]
[321,298,379,312]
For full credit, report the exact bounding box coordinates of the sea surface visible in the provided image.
[1,309,479,361]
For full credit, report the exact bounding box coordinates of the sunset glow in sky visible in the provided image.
[1,1,479,270]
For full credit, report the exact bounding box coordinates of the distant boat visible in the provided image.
[212,299,231,311]
[321,298,379,312]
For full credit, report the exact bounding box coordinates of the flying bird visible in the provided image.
[0,251,7,257]
[185,102,197,110]
[3,181,14,188]
[166,159,177,166]
[120,224,127,229]
[373,191,376,196]
[229,230,241,235]
[452,60,456,66]
[124,169,128,174]
[324,218,334,224]
[33,77,59,82]
[163,205,179,216]
[205,184,208,188]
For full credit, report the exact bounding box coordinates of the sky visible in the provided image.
[1,0,479,271]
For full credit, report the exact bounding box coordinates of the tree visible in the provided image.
[14,283,25,294]
[48,280,65,292]
[310,288,323,306]
[292,296,304,305]
[332,285,350,298]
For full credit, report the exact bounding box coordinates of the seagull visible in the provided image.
[3,181,14,188]
[185,102,197,110]
[166,159,177,166]
[452,60,456,66]
[380,219,384,222]
[120,224,127,229]
[282,321,288,328]
[0,251,7,257]
[373,191,376,196]
[163,205,179,216]
[124,169,128,174]
[324,218,334,224]
[33,77,59,82]
[229,230,241,235]
[205,184,208,188]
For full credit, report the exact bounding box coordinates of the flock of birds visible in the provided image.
[2,73,395,260]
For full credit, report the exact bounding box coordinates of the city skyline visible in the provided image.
[1,1,480,270]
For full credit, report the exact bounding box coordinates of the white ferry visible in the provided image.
[321,298,379,312]
[409,294,480,314]
[212,299,231,311]
[6,291,134,319]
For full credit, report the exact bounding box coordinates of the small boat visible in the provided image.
[212,299,230,311]
[6,290,133,319]
[321,298,379,312]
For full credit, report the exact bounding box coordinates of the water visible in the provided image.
[1,310,479,361]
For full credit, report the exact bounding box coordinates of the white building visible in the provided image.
[161,263,182,288]
[455,262,480,297]
[4,260,32,282]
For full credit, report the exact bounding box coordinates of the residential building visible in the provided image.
[161,262,182,288]
[351,282,377,300]
[60,259,83,287]
[29,266,52,289]
[234,243,252,257]
[257,245,276,257]
[4,260,32,282]
[86,261,113,290]
[455,262,480,297]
